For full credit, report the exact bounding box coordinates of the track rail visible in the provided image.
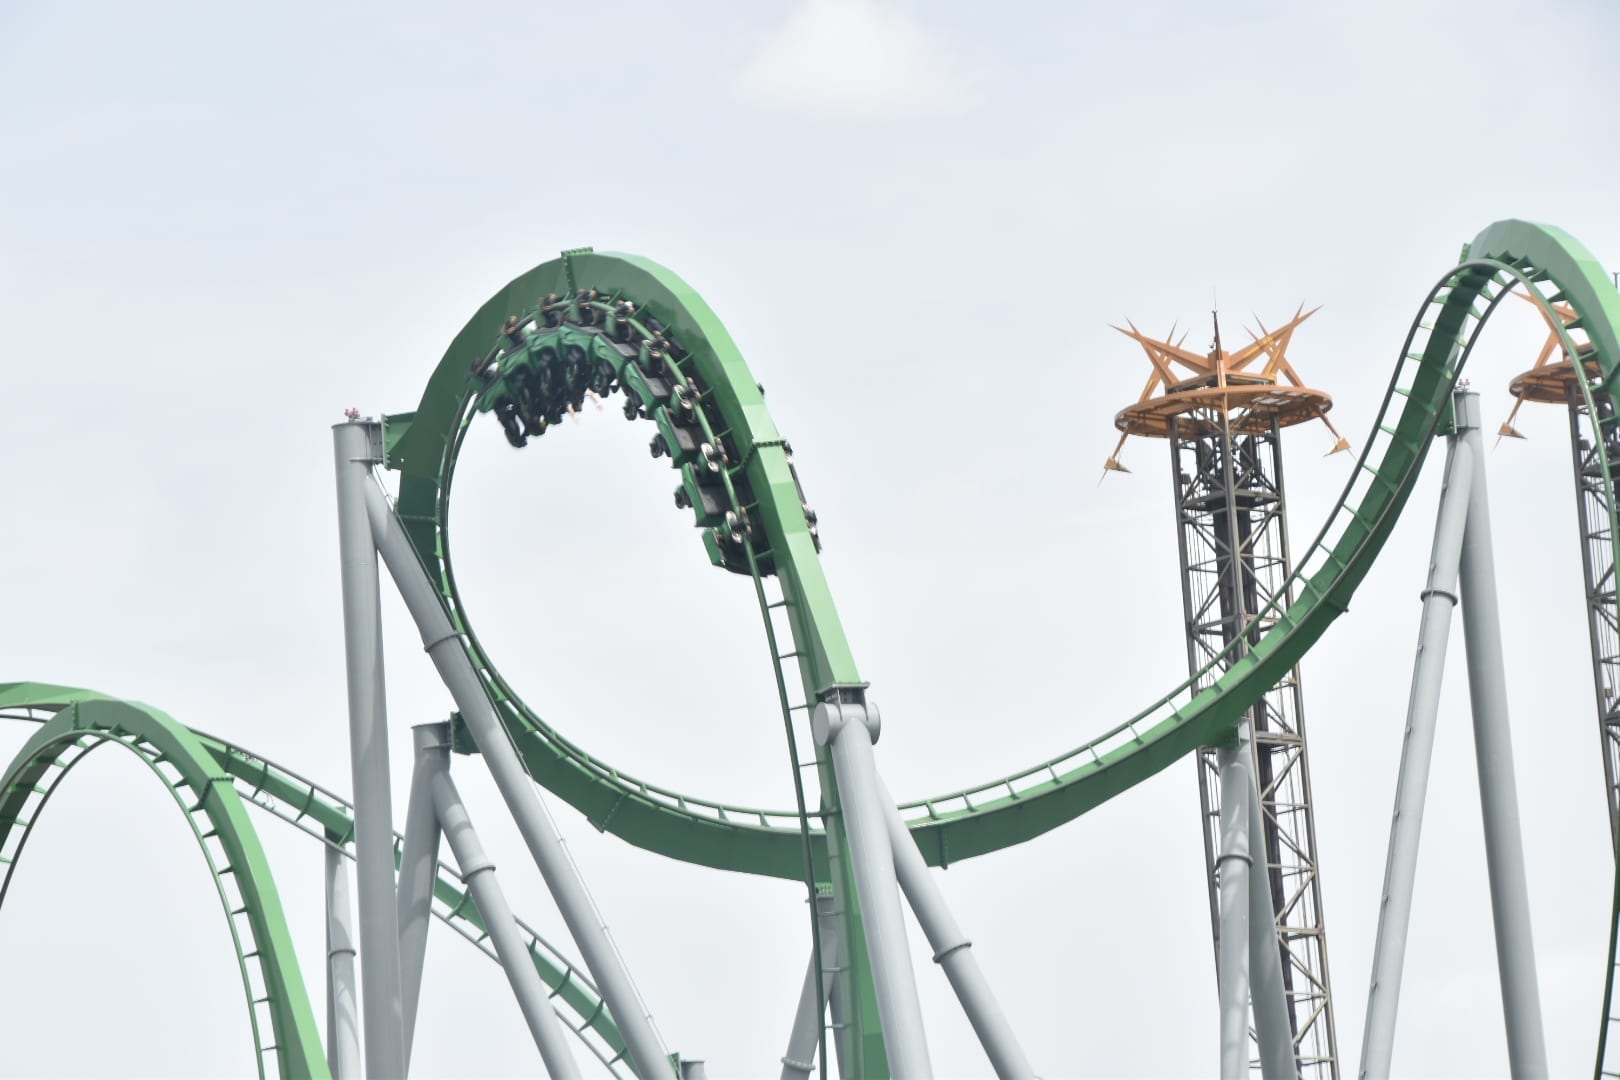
[379,221,1620,1073]
[385,222,1620,877]
[0,691,636,1076]
[3,219,1618,1073]
[206,730,637,1076]
[0,698,328,1079]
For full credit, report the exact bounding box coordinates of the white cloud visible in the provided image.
[738,0,970,116]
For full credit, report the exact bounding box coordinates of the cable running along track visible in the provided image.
[1,219,1618,1076]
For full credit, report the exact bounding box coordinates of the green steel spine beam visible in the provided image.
[0,694,639,1076]
[5,219,1620,1076]
[381,222,1620,877]
[0,699,329,1080]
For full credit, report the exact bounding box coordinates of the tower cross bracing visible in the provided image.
[1109,311,1344,1078]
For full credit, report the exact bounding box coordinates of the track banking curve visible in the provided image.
[1,219,1617,1073]
[0,695,327,1078]
[384,220,1620,877]
[0,685,637,1080]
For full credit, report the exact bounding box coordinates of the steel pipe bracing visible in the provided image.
[820,894,852,1080]
[399,723,448,1067]
[1453,391,1550,1077]
[332,419,407,1078]
[324,840,362,1080]
[778,952,820,1080]
[776,893,851,1080]
[431,759,583,1079]
[1360,432,1475,1079]
[814,701,934,1079]
[1245,775,1297,1080]
[1215,723,1255,1080]
[779,933,832,1080]
[875,775,1034,1080]
[361,461,674,1079]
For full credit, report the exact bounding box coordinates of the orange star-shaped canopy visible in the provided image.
[1102,306,1349,476]
[1497,289,1598,441]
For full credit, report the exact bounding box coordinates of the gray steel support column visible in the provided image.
[361,471,673,1080]
[332,419,406,1078]
[398,724,446,1068]
[779,893,848,1080]
[780,943,830,1080]
[1246,776,1296,1080]
[324,840,362,1080]
[876,776,1032,1080]
[820,894,851,1080]
[431,762,583,1080]
[1359,435,1474,1080]
[814,701,933,1079]
[1454,391,1550,1077]
[1216,723,1254,1080]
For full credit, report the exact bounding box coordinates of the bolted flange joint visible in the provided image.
[810,699,881,747]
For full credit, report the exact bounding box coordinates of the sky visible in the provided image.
[2,0,1620,1076]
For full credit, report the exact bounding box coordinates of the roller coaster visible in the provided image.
[2,218,1618,1078]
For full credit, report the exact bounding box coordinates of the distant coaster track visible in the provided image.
[0,689,635,1080]
[2,220,1618,1075]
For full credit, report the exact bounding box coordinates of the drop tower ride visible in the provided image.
[1105,309,1347,1078]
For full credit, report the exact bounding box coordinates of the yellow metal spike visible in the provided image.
[1109,304,1336,446]
[1100,432,1133,482]
[1320,413,1351,455]
[1497,396,1529,445]
[1514,286,1579,333]
[1113,321,1216,376]
[1233,306,1319,375]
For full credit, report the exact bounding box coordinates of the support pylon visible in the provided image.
[1106,309,1345,1078]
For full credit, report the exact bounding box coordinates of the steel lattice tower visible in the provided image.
[1500,296,1620,843]
[1106,311,1346,1078]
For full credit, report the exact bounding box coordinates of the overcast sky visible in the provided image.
[3,1,1620,1077]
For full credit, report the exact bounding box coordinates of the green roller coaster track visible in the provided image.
[0,686,638,1079]
[2,218,1618,1076]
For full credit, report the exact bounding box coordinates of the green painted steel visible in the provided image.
[203,732,637,1074]
[0,697,330,1080]
[383,222,1620,875]
[2,220,1618,1075]
[381,221,1620,1074]
[0,687,637,1074]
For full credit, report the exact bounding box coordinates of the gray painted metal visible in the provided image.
[877,776,1033,1079]
[815,702,933,1079]
[1247,775,1297,1080]
[1359,432,1475,1080]
[398,723,447,1067]
[432,762,583,1079]
[1453,391,1550,1077]
[331,419,407,1078]
[1216,725,1255,1080]
[360,464,674,1080]
[1166,407,1338,1079]
[820,894,851,1080]
[780,943,831,1080]
[778,892,846,1080]
[820,827,858,1076]
[324,840,362,1080]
